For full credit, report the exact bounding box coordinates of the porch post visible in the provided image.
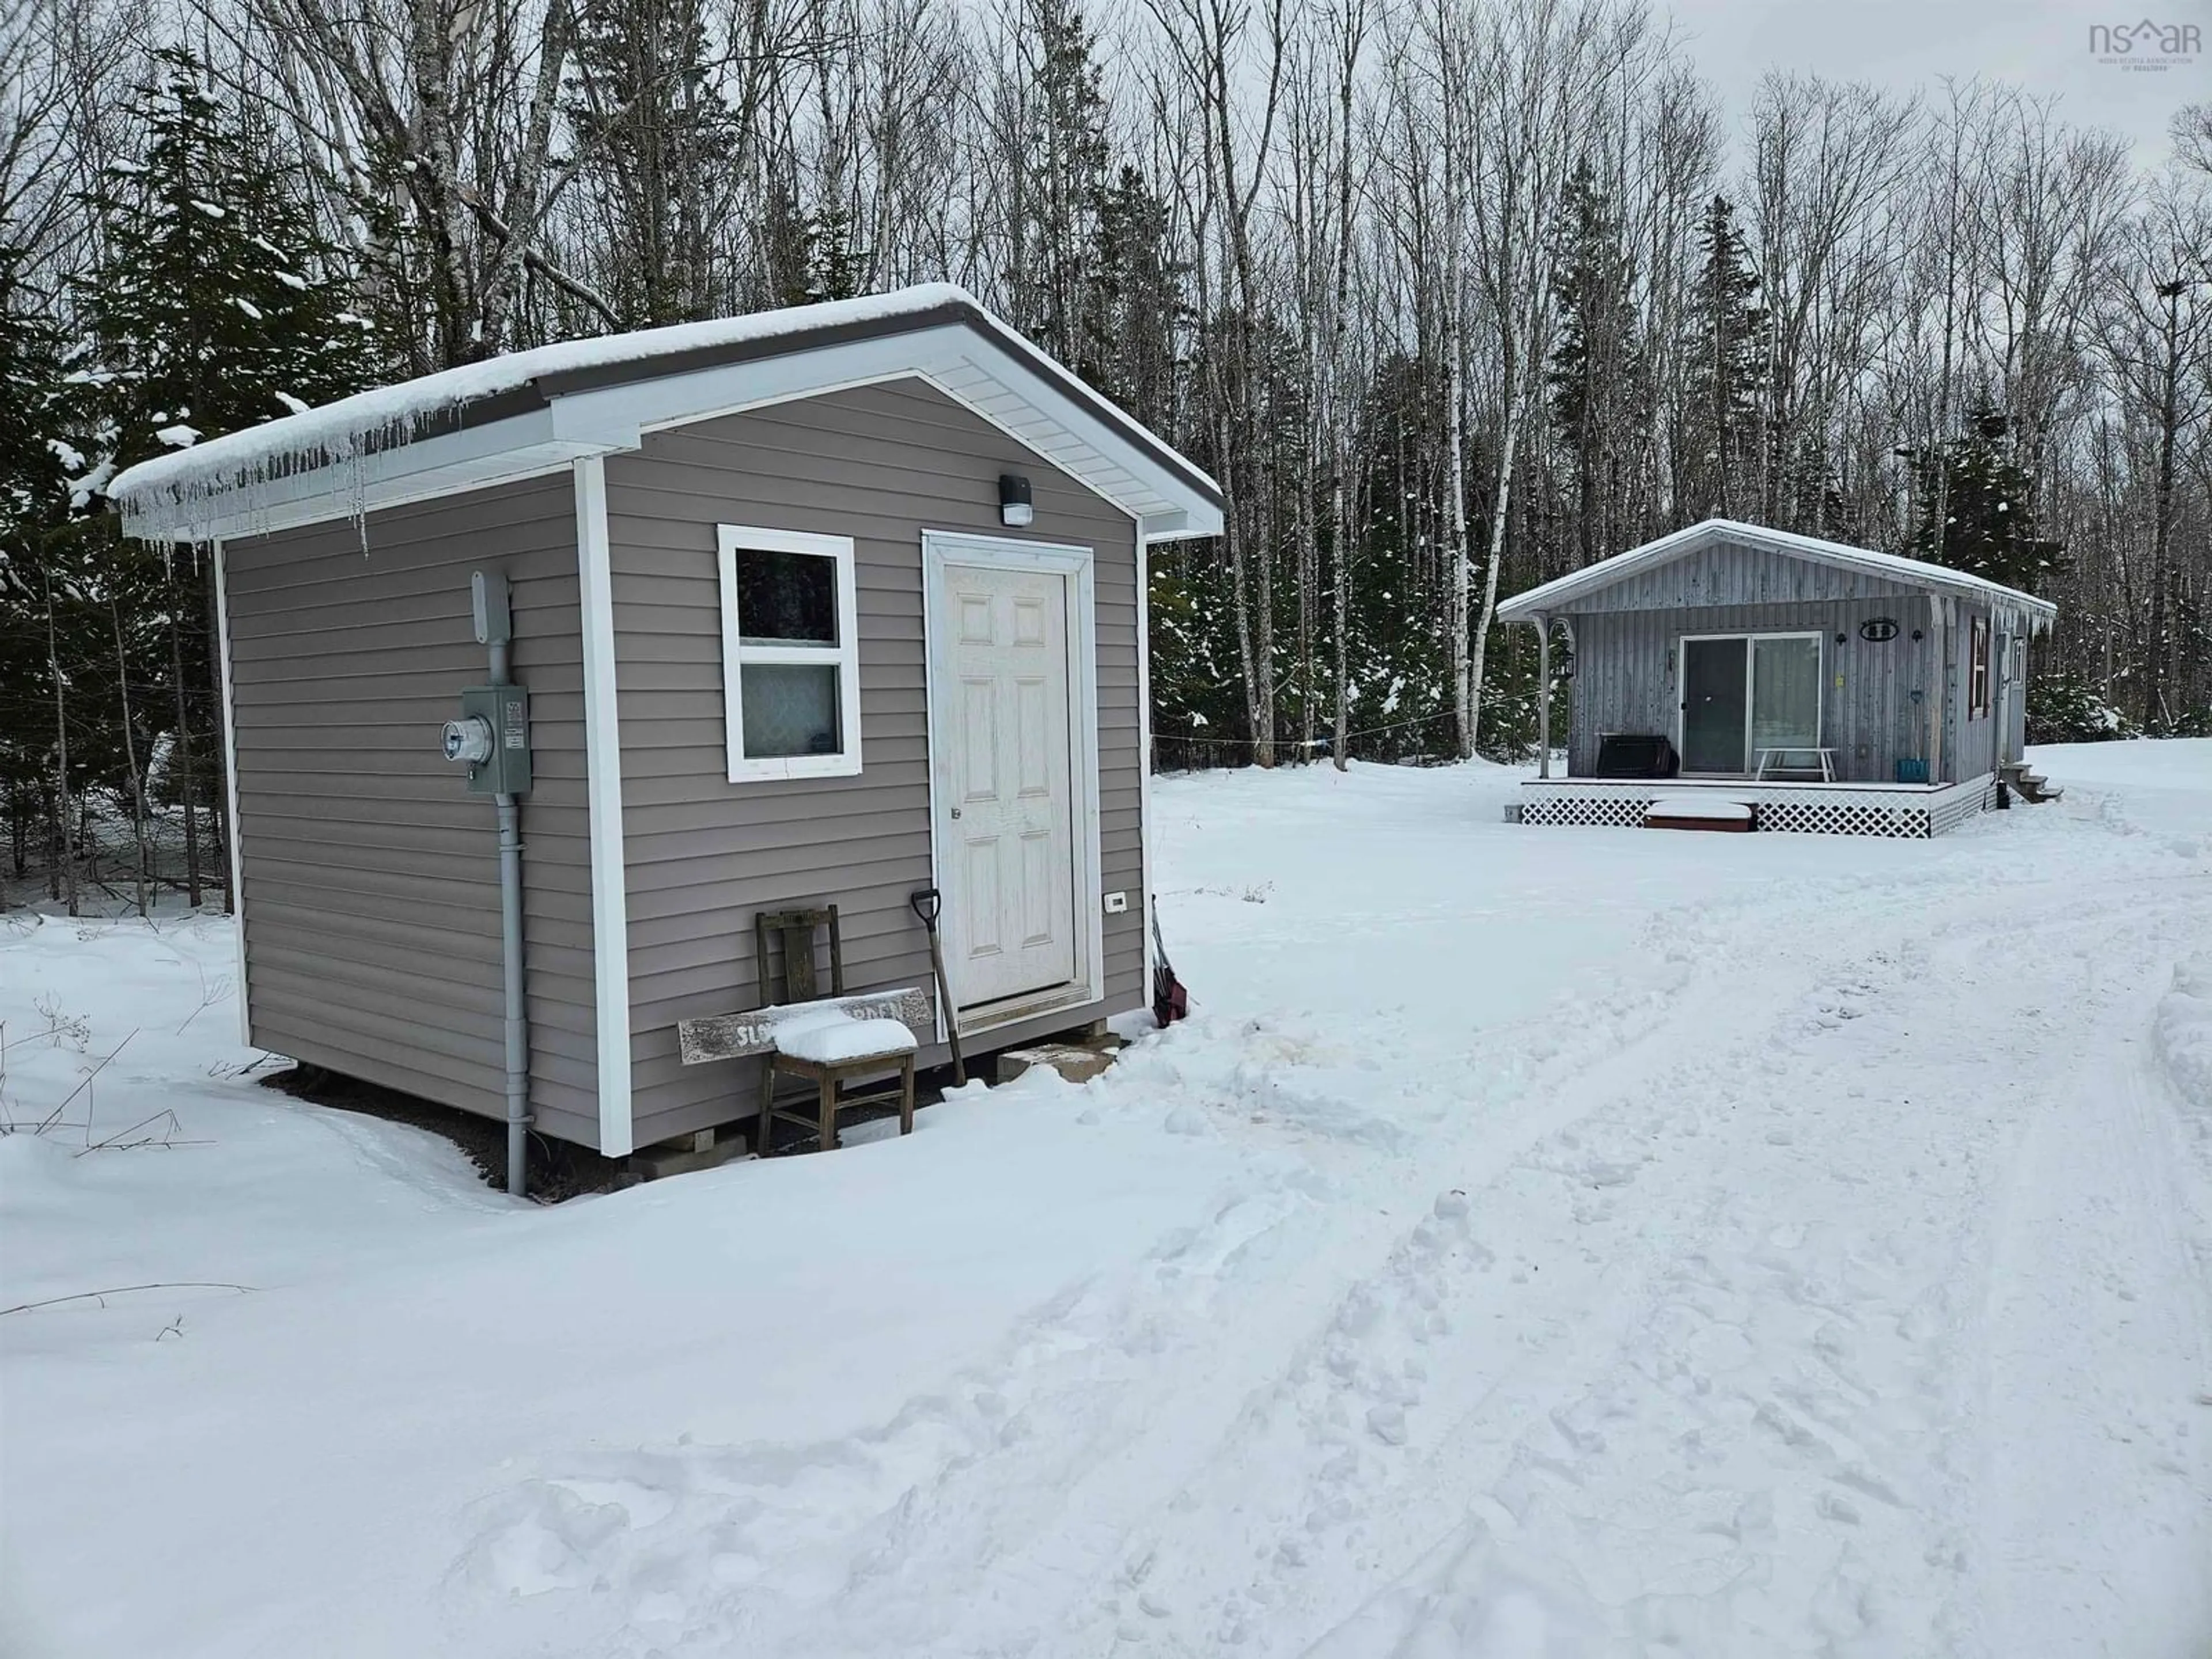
[1536,615,1552,778]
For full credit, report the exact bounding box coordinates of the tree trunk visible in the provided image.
[1466,379,1531,760]
[111,599,150,918]
[47,581,77,918]
[171,609,202,908]
[1220,405,1271,768]
[1446,325,1472,758]
[2144,286,2181,729]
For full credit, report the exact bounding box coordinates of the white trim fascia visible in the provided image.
[574,456,634,1157]
[1134,514,1155,1005]
[715,524,864,782]
[564,326,1222,541]
[1497,518,2057,623]
[920,530,1105,1035]
[213,539,250,1046]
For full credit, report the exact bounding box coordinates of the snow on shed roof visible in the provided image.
[110,283,1223,542]
[1495,518,2057,623]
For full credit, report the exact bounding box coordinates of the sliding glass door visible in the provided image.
[1751,636,1821,755]
[1679,633,1822,774]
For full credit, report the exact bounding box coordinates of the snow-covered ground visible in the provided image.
[4,741,2209,1659]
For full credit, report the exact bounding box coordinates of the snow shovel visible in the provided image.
[1151,908,1190,1027]
[908,888,967,1086]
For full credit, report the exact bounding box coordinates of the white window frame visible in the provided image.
[1968,615,1991,718]
[717,524,863,782]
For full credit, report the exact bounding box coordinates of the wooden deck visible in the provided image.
[1512,773,1999,838]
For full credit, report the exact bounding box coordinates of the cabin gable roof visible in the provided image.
[1496,518,2056,627]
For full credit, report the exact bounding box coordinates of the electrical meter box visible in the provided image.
[455,684,531,794]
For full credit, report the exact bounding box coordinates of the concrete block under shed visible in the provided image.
[997,1043,1119,1085]
[629,1131,759,1180]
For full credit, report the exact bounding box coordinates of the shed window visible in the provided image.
[717,526,863,782]
[1968,616,1991,718]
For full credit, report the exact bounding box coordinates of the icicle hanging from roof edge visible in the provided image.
[124,390,477,552]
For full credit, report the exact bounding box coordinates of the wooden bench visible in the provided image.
[678,986,931,1153]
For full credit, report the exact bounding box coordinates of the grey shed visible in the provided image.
[1495,520,2057,836]
[108,285,1223,1160]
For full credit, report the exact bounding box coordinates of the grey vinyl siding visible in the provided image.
[224,474,603,1144]
[604,378,1145,1148]
[1564,599,1941,782]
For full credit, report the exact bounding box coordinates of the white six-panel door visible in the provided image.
[942,561,1080,1007]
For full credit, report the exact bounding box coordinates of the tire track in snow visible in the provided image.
[434,803,2211,1659]
[432,871,1821,1657]
[1094,880,2212,1658]
[949,894,1981,1654]
[1977,1035,2212,1657]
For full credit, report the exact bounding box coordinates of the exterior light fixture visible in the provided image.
[999,473,1034,528]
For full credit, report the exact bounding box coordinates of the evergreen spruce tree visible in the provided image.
[1014,0,1112,370]
[70,47,378,907]
[756,173,819,310]
[1907,403,2066,592]
[0,244,76,560]
[1547,160,1640,564]
[82,47,376,474]
[1084,165,1179,422]
[0,244,89,879]
[562,0,736,326]
[805,195,865,304]
[1678,194,1766,521]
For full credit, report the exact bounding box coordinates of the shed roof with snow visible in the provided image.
[112,283,1222,545]
[114,286,1221,1166]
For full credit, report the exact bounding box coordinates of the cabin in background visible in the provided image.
[1497,520,2056,837]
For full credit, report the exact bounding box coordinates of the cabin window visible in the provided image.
[717,525,863,782]
[1968,616,1991,718]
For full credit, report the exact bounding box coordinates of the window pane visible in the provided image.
[1751,636,1820,751]
[741,662,842,759]
[736,548,836,645]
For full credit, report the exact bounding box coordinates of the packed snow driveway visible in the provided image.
[3,743,2208,1659]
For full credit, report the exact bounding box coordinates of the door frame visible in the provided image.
[921,529,1103,1036]
[1674,630,1824,776]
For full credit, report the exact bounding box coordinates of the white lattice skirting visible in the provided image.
[1518,775,1996,839]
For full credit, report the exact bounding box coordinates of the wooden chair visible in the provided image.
[753,907,917,1154]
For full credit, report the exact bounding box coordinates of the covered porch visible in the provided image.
[1498,521,2056,825]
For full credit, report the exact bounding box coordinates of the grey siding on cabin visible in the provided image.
[1563,536,1924,613]
[1564,599,1942,782]
[604,378,1145,1148]
[1942,598,2024,784]
[1550,530,2043,787]
[224,475,603,1144]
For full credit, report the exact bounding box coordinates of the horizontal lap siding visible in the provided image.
[225,474,601,1146]
[607,379,1144,1147]
[1566,599,1939,783]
